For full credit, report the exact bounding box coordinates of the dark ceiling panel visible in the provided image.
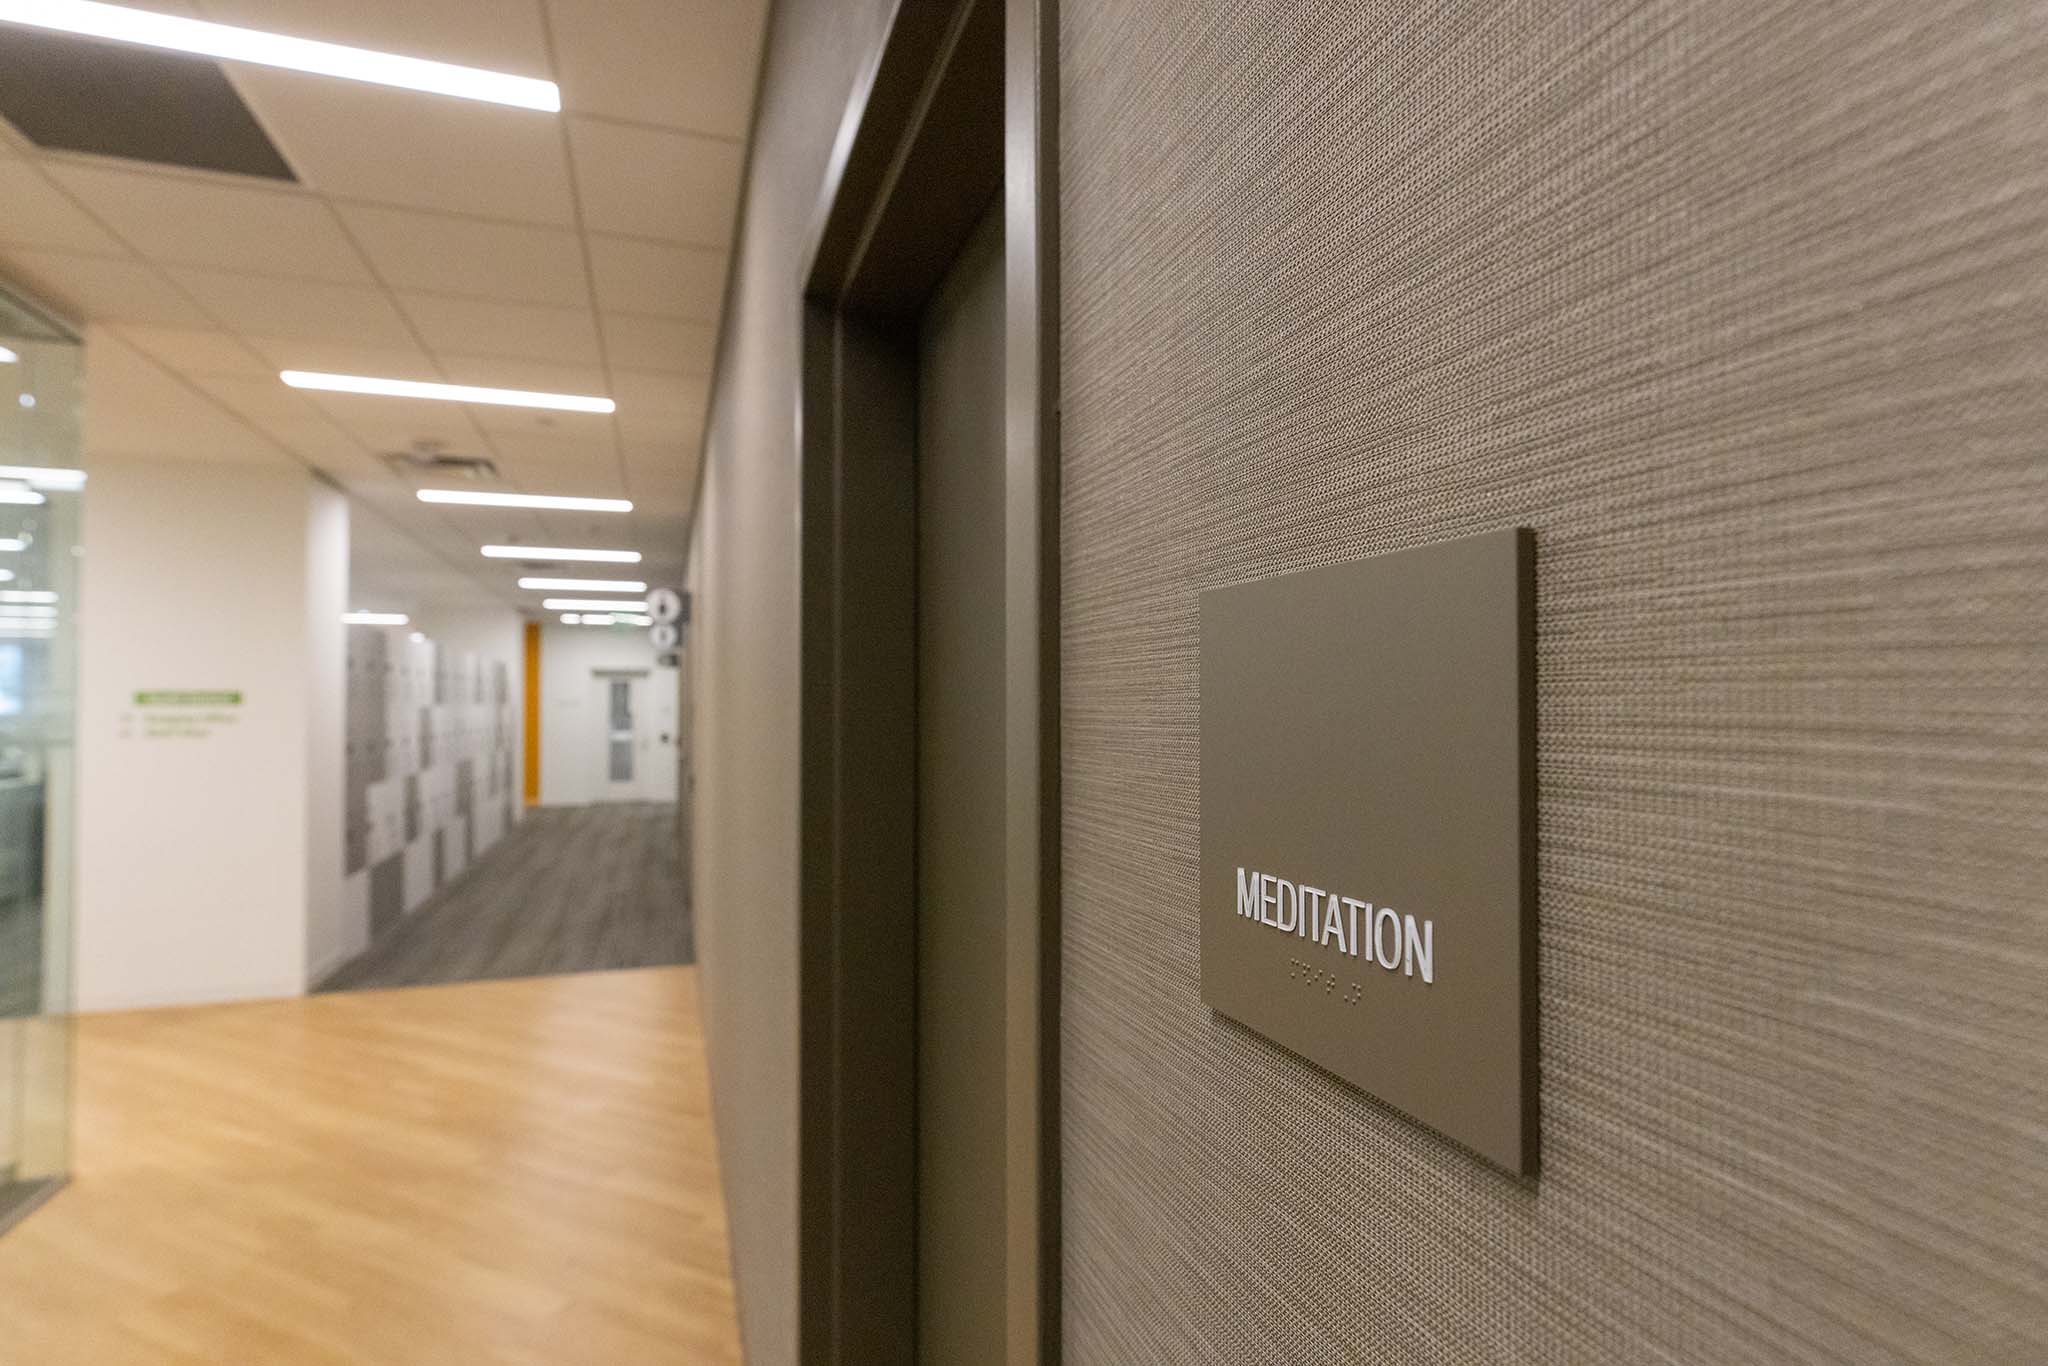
[0,29,295,181]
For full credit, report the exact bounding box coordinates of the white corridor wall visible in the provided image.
[77,456,346,1010]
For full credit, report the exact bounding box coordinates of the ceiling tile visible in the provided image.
[242,335,436,379]
[536,506,637,547]
[184,373,382,475]
[482,427,618,467]
[631,512,694,556]
[434,354,609,396]
[609,369,706,442]
[301,391,486,456]
[628,485,695,520]
[4,249,210,326]
[83,329,291,465]
[400,293,600,366]
[567,119,742,244]
[169,267,416,344]
[601,316,715,375]
[42,162,371,281]
[232,72,575,226]
[587,234,724,320]
[110,324,270,377]
[0,160,124,253]
[471,409,616,448]
[338,204,587,307]
[549,0,769,138]
[491,456,626,498]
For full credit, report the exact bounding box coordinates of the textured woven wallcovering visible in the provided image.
[1058,2,2048,1362]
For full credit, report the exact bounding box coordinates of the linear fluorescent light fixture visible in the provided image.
[0,347,16,364]
[0,1,561,110]
[517,577,646,593]
[0,466,85,491]
[542,598,650,613]
[0,489,45,506]
[419,490,631,513]
[281,371,611,413]
[341,611,409,626]
[0,591,56,604]
[482,544,641,564]
[0,540,22,552]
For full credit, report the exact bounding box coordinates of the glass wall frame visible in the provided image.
[0,284,81,1236]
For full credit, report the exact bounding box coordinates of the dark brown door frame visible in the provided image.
[795,0,1059,1362]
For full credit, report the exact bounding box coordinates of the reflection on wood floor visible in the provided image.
[0,967,742,1364]
[322,802,692,994]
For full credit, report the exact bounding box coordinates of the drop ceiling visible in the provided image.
[0,0,769,613]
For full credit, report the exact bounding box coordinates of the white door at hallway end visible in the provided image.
[588,670,678,804]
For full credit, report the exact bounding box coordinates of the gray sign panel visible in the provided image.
[1200,527,1536,1174]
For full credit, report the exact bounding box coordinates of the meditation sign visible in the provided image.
[1199,528,1537,1175]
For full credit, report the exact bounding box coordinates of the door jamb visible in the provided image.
[794,0,1059,1360]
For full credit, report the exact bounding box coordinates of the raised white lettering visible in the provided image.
[1231,869,1437,985]
[1237,867,1260,919]
[1374,907,1401,970]
[1404,913,1433,984]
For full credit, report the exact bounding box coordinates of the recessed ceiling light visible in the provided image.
[408,631,427,644]
[281,371,612,413]
[0,347,16,364]
[559,613,582,624]
[481,544,641,564]
[342,611,408,626]
[0,466,85,490]
[517,577,647,593]
[419,490,632,513]
[0,1,562,110]
[541,597,650,613]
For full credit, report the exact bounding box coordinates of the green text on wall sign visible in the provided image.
[133,690,243,707]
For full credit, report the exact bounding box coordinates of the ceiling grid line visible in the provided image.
[534,0,647,581]
[0,0,768,611]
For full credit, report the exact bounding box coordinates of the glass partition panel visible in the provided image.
[0,288,80,1234]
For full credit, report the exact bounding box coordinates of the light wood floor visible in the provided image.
[0,967,742,1364]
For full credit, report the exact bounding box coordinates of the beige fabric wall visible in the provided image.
[1059,1,2048,1362]
[689,0,896,1361]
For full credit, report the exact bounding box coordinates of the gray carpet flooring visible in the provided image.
[319,802,693,994]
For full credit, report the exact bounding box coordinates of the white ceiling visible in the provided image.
[0,0,767,613]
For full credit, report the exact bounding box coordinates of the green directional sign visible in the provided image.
[134,690,243,707]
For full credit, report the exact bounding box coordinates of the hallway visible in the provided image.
[321,804,693,994]
[0,967,740,1364]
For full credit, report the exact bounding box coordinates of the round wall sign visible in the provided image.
[647,588,685,624]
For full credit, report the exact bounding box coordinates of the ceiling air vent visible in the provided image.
[382,441,500,483]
